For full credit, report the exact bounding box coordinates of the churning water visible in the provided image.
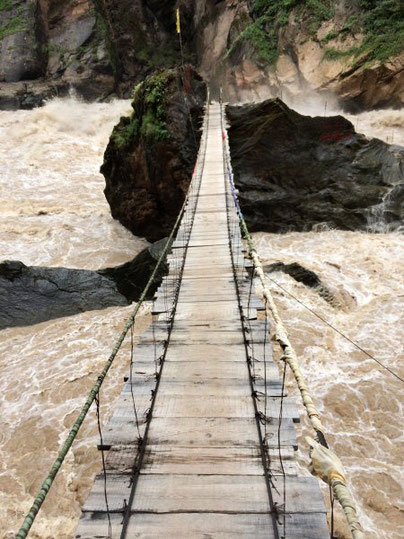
[0,98,402,538]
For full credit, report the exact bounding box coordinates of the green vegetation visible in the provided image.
[138,70,171,143]
[227,0,334,64]
[357,0,404,61]
[227,0,403,67]
[0,0,13,11]
[111,114,140,148]
[324,0,404,63]
[0,15,26,41]
[112,70,172,148]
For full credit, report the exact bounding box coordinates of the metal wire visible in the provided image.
[95,394,112,538]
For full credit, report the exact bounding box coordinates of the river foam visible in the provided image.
[0,97,403,538]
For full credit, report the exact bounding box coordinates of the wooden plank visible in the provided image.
[276,512,330,538]
[125,513,276,538]
[152,395,256,418]
[82,473,131,512]
[146,417,261,447]
[142,446,264,475]
[271,476,327,514]
[75,513,123,538]
[163,343,250,363]
[131,474,271,513]
[76,504,329,538]
[156,378,252,397]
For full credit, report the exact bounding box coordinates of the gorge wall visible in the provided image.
[0,0,403,110]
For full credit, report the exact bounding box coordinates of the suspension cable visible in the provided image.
[266,274,404,384]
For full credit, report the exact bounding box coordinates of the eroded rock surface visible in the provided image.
[264,261,356,310]
[227,99,404,233]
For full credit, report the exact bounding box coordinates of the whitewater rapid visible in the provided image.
[0,98,403,538]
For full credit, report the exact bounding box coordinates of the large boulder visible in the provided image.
[226,99,404,233]
[102,67,207,241]
[0,239,169,329]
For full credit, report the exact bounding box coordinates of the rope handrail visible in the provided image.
[219,91,364,539]
[16,91,210,539]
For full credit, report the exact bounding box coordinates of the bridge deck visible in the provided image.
[76,104,329,538]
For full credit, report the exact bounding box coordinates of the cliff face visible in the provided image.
[0,0,403,110]
[0,0,113,108]
[216,0,404,111]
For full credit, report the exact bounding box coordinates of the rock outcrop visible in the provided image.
[227,99,404,233]
[0,239,168,329]
[102,67,207,241]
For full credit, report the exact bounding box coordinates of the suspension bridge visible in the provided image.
[17,97,365,539]
[74,101,329,538]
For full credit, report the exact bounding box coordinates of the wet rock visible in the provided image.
[264,262,322,289]
[264,261,356,310]
[100,238,170,302]
[0,240,169,330]
[0,80,69,110]
[0,0,47,83]
[102,67,207,241]
[226,99,404,233]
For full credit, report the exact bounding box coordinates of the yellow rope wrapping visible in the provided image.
[306,436,364,538]
[332,480,364,539]
[250,251,325,435]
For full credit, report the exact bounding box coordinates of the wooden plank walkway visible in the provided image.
[76,104,329,538]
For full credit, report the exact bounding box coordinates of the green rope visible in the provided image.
[16,179,193,539]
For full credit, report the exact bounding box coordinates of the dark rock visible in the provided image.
[0,0,47,82]
[226,99,404,233]
[100,237,170,302]
[0,80,69,110]
[264,261,356,310]
[264,262,322,289]
[102,67,207,241]
[0,239,169,330]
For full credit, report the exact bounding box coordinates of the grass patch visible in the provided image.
[112,70,172,149]
[0,15,27,41]
[323,46,359,61]
[138,70,171,143]
[227,0,335,65]
[324,0,404,63]
[111,113,140,148]
[0,0,13,11]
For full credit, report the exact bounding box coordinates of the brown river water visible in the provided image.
[0,98,403,538]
